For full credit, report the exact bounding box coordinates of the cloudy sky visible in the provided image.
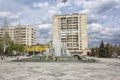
[0,0,120,47]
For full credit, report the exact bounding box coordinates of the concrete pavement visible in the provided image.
[0,58,120,80]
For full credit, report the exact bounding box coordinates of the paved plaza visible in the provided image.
[0,58,120,80]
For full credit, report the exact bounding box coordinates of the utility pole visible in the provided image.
[2,18,8,59]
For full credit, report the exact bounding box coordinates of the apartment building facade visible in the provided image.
[53,13,88,55]
[0,25,36,46]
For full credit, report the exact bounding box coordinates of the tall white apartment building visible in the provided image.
[0,25,36,46]
[53,13,88,55]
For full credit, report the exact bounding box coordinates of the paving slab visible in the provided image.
[0,58,120,80]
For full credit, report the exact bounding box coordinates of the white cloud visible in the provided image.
[33,1,70,14]
[88,23,117,36]
[72,0,120,23]
[76,0,120,14]
[0,11,22,19]
[31,1,70,23]
[0,0,120,47]
[37,23,52,29]
[0,11,11,17]
[88,23,104,32]
[48,31,52,35]
[33,2,49,8]
[87,23,120,47]
[10,22,19,26]
[55,2,71,9]
[72,0,84,6]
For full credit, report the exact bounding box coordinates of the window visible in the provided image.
[80,46,82,49]
[80,43,82,45]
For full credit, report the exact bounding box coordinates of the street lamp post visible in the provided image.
[3,45,6,59]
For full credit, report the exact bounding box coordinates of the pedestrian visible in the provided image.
[17,56,19,61]
[1,56,3,60]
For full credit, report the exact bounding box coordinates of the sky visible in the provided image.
[0,0,120,47]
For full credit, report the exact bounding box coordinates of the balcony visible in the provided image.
[61,36,66,38]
